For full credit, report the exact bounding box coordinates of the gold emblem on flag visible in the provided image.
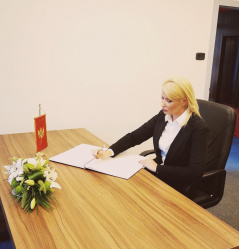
[38,128,45,139]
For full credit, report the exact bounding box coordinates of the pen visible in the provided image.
[96,145,107,157]
[86,145,106,167]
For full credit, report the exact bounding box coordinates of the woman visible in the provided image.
[94,76,208,193]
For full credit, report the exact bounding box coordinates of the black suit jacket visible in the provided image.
[110,110,209,192]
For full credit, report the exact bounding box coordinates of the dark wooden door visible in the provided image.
[216,36,239,106]
[209,9,239,108]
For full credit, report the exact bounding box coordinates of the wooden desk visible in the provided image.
[0,128,239,249]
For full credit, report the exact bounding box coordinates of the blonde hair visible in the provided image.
[162,76,201,125]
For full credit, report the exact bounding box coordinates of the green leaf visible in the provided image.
[15,185,23,194]
[10,178,20,188]
[43,159,49,167]
[36,160,42,170]
[28,171,45,181]
[21,190,29,209]
[9,157,18,162]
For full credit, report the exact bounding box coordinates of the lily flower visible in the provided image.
[4,159,24,184]
[44,169,61,189]
[16,176,24,181]
[26,157,48,171]
[26,158,38,169]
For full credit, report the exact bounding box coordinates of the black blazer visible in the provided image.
[110,110,209,192]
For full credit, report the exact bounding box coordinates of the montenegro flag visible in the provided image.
[34,114,48,152]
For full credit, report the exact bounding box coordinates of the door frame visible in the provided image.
[204,0,239,100]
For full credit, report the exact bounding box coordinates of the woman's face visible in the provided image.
[161,91,187,121]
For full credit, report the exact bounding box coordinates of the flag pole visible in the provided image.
[39,104,41,116]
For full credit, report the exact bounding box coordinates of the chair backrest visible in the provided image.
[197,99,237,172]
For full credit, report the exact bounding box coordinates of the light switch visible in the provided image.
[196,53,205,60]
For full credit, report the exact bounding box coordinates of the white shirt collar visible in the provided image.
[165,108,189,126]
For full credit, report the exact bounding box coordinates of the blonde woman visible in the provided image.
[94,76,208,193]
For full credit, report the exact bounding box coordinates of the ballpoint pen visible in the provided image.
[97,145,106,155]
[85,145,107,168]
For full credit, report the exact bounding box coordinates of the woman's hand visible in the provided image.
[139,158,157,172]
[92,149,112,160]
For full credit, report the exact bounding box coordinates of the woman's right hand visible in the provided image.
[92,149,112,160]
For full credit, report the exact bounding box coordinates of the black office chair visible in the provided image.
[140,99,237,209]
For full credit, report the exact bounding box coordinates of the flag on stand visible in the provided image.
[34,114,48,152]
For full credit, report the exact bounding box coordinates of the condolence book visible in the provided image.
[49,144,144,179]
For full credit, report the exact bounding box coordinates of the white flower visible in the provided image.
[3,165,12,174]
[26,157,47,170]
[16,176,24,181]
[39,158,48,168]
[4,159,24,184]
[44,169,61,189]
[26,158,38,168]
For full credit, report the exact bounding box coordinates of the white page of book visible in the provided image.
[49,144,100,168]
[86,155,144,179]
[49,144,144,179]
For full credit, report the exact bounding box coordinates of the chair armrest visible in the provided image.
[184,169,226,205]
[202,169,226,178]
[140,149,155,156]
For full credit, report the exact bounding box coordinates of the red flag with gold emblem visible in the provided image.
[34,114,48,152]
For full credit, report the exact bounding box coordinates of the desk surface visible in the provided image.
[0,128,239,249]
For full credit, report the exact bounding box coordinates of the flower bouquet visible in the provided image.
[4,152,61,214]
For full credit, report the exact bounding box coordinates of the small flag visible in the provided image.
[34,114,48,152]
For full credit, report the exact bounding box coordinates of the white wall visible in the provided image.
[0,0,218,154]
[220,0,239,7]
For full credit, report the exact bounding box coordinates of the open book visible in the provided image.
[49,144,145,179]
